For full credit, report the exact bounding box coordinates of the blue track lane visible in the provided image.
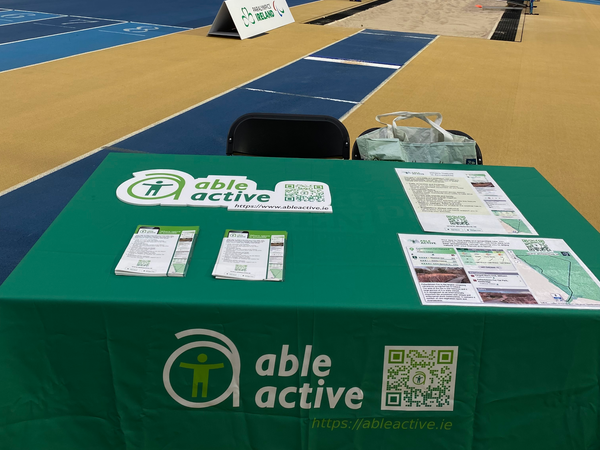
[0,0,313,28]
[116,89,355,155]
[311,30,436,66]
[0,10,63,25]
[0,15,122,44]
[245,59,394,103]
[0,30,436,284]
[0,22,187,72]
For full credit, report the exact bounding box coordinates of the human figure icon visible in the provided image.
[413,371,426,385]
[179,353,224,398]
[142,180,173,196]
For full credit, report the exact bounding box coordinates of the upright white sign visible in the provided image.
[208,0,294,40]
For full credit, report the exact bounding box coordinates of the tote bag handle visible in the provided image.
[375,111,455,142]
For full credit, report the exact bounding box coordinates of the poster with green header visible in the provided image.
[399,233,600,308]
[212,230,287,281]
[115,225,199,277]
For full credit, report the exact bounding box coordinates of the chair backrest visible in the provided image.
[227,113,350,159]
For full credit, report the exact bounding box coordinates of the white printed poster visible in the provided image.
[399,234,600,309]
[396,169,537,235]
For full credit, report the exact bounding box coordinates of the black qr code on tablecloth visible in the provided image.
[284,184,325,202]
[522,239,552,253]
[381,346,458,411]
[447,215,469,226]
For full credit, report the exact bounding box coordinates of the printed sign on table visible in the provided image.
[208,0,294,40]
[116,169,332,213]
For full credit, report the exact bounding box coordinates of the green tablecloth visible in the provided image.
[1,153,600,450]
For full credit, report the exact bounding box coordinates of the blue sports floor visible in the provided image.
[0,10,189,73]
[0,7,437,285]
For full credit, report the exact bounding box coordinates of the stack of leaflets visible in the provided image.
[212,230,287,281]
[115,225,198,277]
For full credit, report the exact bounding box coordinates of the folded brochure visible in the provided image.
[212,230,287,281]
[115,225,198,277]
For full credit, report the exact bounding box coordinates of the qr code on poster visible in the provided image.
[522,239,552,253]
[284,184,325,202]
[381,346,458,411]
[447,215,469,226]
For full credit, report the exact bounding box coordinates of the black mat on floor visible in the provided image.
[306,0,394,25]
[491,8,523,41]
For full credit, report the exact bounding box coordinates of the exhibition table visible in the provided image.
[1,153,600,450]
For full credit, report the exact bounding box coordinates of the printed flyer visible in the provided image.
[212,230,287,281]
[115,225,198,277]
[399,234,600,308]
[396,168,537,235]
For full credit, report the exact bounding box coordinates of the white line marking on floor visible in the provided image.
[0,21,121,46]
[0,25,188,72]
[361,31,434,40]
[0,14,66,27]
[304,56,400,69]
[128,20,192,30]
[97,29,148,37]
[0,29,369,197]
[67,15,126,22]
[339,35,439,122]
[243,87,358,104]
[2,8,64,15]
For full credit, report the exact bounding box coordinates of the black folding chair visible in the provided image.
[227,113,350,159]
[352,128,483,165]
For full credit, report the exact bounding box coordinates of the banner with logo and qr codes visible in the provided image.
[163,328,460,416]
[116,169,332,213]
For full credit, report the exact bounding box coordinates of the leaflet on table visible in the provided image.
[396,168,537,235]
[212,230,287,281]
[115,226,198,277]
[398,234,600,309]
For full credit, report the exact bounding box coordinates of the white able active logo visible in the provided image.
[116,169,332,213]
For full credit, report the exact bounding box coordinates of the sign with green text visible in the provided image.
[208,0,294,39]
[116,169,332,212]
